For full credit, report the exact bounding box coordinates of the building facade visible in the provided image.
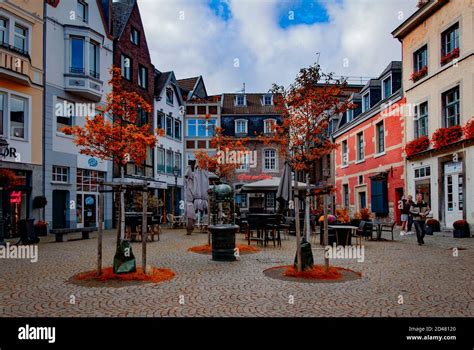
[333,62,406,222]
[0,0,44,237]
[220,92,283,213]
[44,0,113,230]
[154,70,185,218]
[393,0,474,229]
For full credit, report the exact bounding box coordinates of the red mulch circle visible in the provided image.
[264,265,362,283]
[72,267,175,286]
[188,244,260,254]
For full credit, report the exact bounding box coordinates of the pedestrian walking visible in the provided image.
[406,195,415,235]
[410,193,430,245]
[400,196,410,235]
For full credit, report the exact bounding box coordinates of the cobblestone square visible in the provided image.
[1,229,472,317]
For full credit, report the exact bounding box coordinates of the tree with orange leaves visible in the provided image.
[64,67,159,246]
[266,61,353,271]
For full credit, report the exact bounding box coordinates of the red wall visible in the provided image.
[334,98,406,221]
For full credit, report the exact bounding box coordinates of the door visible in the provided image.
[52,190,68,229]
[83,194,97,227]
[445,173,463,227]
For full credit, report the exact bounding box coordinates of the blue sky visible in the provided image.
[139,0,418,94]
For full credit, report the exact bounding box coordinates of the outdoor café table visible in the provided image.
[328,225,358,246]
[372,220,394,241]
[247,214,278,246]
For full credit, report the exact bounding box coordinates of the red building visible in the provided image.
[332,62,406,223]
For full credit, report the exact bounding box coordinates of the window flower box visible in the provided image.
[405,136,430,157]
[432,125,463,149]
[463,119,474,140]
[410,66,428,82]
[441,48,460,65]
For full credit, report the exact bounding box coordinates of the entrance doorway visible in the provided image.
[52,190,68,229]
[444,162,463,228]
[83,194,97,227]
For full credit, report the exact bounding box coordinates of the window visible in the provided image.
[263,148,277,171]
[186,105,195,115]
[186,140,195,149]
[264,119,276,134]
[174,119,181,140]
[157,111,165,130]
[121,55,132,80]
[359,192,366,209]
[341,140,348,166]
[376,121,384,153]
[347,109,354,122]
[236,193,247,208]
[236,95,245,106]
[356,132,364,161]
[382,77,391,99]
[166,115,173,137]
[414,166,431,179]
[70,37,84,74]
[197,140,207,148]
[77,0,88,22]
[237,152,249,171]
[174,153,181,175]
[56,98,74,132]
[14,24,27,53]
[343,184,349,208]
[441,23,459,57]
[0,93,4,135]
[362,93,370,112]
[137,108,147,126]
[165,87,174,105]
[442,86,460,127]
[208,119,216,136]
[187,119,215,137]
[138,65,148,89]
[235,119,248,134]
[89,41,99,78]
[414,45,428,72]
[263,95,272,105]
[197,106,206,115]
[130,27,139,45]
[414,102,428,138]
[52,166,69,183]
[187,119,197,137]
[156,148,165,173]
[10,96,26,139]
[0,18,7,44]
[208,105,217,114]
[166,149,173,173]
[266,193,275,208]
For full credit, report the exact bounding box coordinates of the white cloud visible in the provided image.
[138,0,418,94]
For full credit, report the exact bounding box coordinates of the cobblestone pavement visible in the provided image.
[0,228,473,317]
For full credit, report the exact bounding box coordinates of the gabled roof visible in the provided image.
[221,93,279,115]
[379,61,402,79]
[177,75,208,101]
[154,70,184,106]
[112,0,136,39]
[177,77,199,93]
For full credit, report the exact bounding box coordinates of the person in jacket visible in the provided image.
[410,193,430,245]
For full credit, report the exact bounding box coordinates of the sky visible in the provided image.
[138,0,418,95]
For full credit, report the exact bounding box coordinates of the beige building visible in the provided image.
[0,0,44,237]
[393,0,474,229]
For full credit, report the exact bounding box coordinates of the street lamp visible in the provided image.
[172,165,180,217]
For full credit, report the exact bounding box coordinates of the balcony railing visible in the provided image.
[0,41,29,58]
[0,43,31,85]
[69,66,85,75]
[89,70,100,79]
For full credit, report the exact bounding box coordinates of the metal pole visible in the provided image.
[294,186,302,272]
[142,184,147,274]
[97,191,104,276]
[324,193,329,271]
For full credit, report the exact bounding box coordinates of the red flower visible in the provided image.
[405,136,430,157]
[410,66,428,82]
[463,119,474,140]
[441,48,460,65]
[432,125,463,149]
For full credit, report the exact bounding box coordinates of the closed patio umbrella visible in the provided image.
[276,161,293,211]
[184,165,196,234]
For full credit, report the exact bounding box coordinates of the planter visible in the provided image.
[453,227,470,238]
[425,226,433,235]
[34,225,48,237]
[426,220,440,232]
[209,224,239,261]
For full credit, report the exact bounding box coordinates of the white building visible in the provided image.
[44,0,114,229]
[154,70,185,218]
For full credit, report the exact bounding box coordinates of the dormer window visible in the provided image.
[382,76,391,99]
[166,87,174,105]
[235,119,248,134]
[362,93,370,112]
[347,109,354,122]
[236,95,245,106]
[263,95,272,106]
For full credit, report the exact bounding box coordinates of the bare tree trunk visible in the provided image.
[294,186,302,272]
[120,166,125,242]
[142,184,147,274]
[97,191,104,276]
[305,172,311,241]
[324,193,329,271]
